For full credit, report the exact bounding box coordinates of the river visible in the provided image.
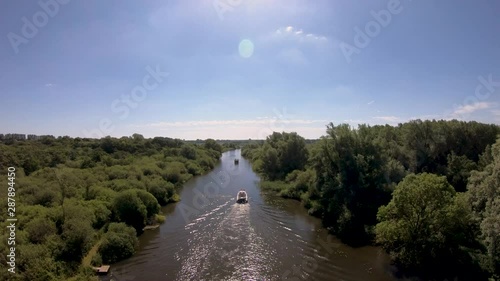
[109,149,400,281]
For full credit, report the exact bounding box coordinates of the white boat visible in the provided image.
[236,190,248,204]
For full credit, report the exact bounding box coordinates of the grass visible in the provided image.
[259,180,291,192]
[82,238,102,267]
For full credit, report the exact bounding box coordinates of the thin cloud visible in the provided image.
[142,119,328,128]
[274,26,327,42]
[452,102,493,115]
[491,110,500,116]
[373,116,401,122]
[343,119,368,124]
[45,83,55,87]
[367,100,375,105]
[130,119,329,140]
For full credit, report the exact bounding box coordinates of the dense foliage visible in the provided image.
[376,173,479,279]
[242,119,500,280]
[0,135,222,281]
[98,223,138,264]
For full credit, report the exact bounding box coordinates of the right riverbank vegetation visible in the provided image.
[0,135,227,281]
[242,120,500,281]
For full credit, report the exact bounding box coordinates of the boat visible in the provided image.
[236,190,248,204]
[234,159,239,164]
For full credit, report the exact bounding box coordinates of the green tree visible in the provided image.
[446,152,477,192]
[467,138,500,278]
[260,143,280,180]
[314,124,390,242]
[180,145,197,160]
[60,218,95,262]
[113,190,147,233]
[147,179,176,205]
[376,173,475,276]
[135,189,160,218]
[204,138,222,153]
[277,132,308,175]
[24,217,57,244]
[98,223,138,264]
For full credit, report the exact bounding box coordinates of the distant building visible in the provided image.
[2,134,26,140]
[0,134,56,141]
[27,134,55,140]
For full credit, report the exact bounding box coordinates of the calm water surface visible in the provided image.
[110,150,400,281]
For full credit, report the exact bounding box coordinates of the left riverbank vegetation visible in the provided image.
[0,134,223,281]
[242,119,500,281]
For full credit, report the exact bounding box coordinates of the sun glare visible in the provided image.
[238,39,254,58]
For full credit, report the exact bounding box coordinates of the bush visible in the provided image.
[154,214,166,224]
[375,173,474,276]
[135,189,160,218]
[90,253,102,266]
[112,190,148,233]
[147,179,176,205]
[99,232,135,264]
[186,161,203,176]
[180,145,197,160]
[24,217,57,244]
[98,223,138,264]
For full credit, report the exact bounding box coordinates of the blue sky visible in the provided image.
[1,0,499,139]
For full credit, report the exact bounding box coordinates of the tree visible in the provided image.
[113,190,148,233]
[22,156,40,176]
[101,136,116,154]
[60,217,95,262]
[277,132,308,175]
[98,223,138,263]
[375,173,474,276]
[314,124,390,242]
[446,152,477,192]
[132,133,144,141]
[147,179,176,205]
[257,132,309,180]
[180,145,197,160]
[204,138,222,153]
[479,198,500,278]
[467,138,500,278]
[58,202,96,262]
[260,143,280,180]
[24,217,57,244]
[135,189,160,218]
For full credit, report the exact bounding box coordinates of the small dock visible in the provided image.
[93,265,110,275]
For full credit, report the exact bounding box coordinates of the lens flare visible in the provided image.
[238,39,254,58]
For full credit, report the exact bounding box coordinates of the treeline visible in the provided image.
[242,120,500,280]
[0,135,223,281]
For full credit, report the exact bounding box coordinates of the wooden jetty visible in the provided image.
[93,265,110,275]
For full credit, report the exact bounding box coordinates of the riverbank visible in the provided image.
[0,136,227,280]
[241,124,500,280]
[109,149,399,281]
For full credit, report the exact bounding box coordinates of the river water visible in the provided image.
[109,149,400,281]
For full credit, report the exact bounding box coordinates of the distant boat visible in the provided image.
[236,190,248,204]
[234,159,239,164]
